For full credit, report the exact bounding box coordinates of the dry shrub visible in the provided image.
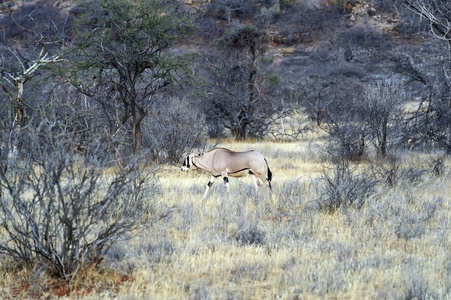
[369,155,427,187]
[316,157,377,212]
[142,97,207,164]
[0,124,159,281]
[234,226,266,246]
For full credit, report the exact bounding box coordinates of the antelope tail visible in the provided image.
[265,158,272,189]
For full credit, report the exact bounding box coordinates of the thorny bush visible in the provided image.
[317,157,377,213]
[0,124,158,280]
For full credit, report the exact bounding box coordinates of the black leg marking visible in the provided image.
[223,177,229,184]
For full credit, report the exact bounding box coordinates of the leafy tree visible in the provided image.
[69,0,196,154]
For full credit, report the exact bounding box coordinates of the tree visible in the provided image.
[203,24,289,140]
[396,0,451,82]
[395,0,451,152]
[0,47,62,131]
[69,0,196,154]
[399,0,451,48]
[315,77,368,159]
[0,2,68,159]
[142,96,207,164]
[319,79,405,159]
[364,81,405,157]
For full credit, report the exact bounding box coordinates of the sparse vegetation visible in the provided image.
[0,124,158,282]
[0,0,450,298]
[1,134,450,298]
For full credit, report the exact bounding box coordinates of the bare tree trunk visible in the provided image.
[378,117,388,157]
[1,48,62,161]
[131,102,138,155]
[13,80,24,128]
[247,48,257,109]
[8,79,24,164]
[135,122,143,155]
[232,124,246,141]
[230,46,257,141]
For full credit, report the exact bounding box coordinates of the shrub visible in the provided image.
[320,80,406,160]
[142,97,207,164]
[318,78,367,159]
[369,155,427,187]
[338,26,393,52]
[316,157,377,212]
[0,2,69,45]
[429,155,446,177]
[206,0,258,21]
[202,24,293,140]
[0,124,158,279]
[234,225,266,246]
[275,1,342,42]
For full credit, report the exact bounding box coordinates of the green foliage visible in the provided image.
[331,0,346,13]
[216,24,264,55]
[68,0,197,153]
[268,73,280,87]
[279,0,299,10]
[207,23,279,141]
[261,55,274,65]
[73,0,195,74]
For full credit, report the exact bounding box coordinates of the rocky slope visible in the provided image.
[2,0,435,91]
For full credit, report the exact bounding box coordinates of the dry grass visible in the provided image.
[1,134,450,299]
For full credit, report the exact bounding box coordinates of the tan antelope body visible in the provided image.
[181,148,272,200]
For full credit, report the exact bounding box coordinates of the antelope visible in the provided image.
[181,148,272,200]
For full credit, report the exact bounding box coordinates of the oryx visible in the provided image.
[181,148,272,200]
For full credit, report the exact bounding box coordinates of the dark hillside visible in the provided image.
[0,0,439,89]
